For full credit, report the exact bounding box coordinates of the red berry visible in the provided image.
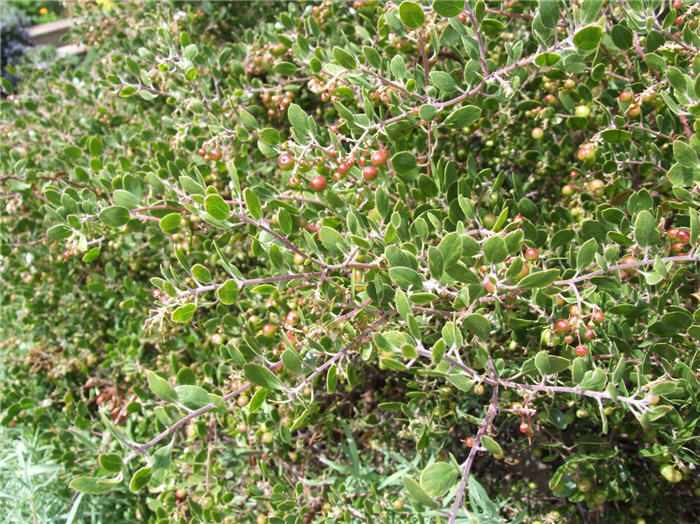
[208,147,221,161]
[619,90,633,103]
[197,147,207,157]
[358,157,366,166]
[564,335,574,344]
[370,149,389,167]
[337,162,349,175]
[531,127,544,140]
[309,175,327,192]
[278,153,294,171]
[671,242,685,253]
[569,170,578,178]
[362,166,378,180]
[569,304,581,316]
[464,436,474,447]
[288,175,301,188]
[574,345,588,357]
[584,329,595,339]
[262,323,277,337]
[519,422,530,433]
[592,310,604,323]
[524,247,539,261]
[544,94,556,104]
[285,310,299,326]
[457,12,467,23]
[667,228,679,240]
[672,0,681,8]
[562,184,574,196]
[513,214,524,224]
[676,229,690,244]
[555,318,570,332]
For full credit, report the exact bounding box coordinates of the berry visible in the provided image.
[393,499,404,510]
[175,488,186,499]
[208,147,221,161]
[569,304,581,316]
[197,147,207,157]
[262,323,277,337]
[577,142,596,161]
[210,334,223,345]
[555,318,570,332]
[575,105,590,118]
[464,436,475,447]
[589,179,605,195]
[278,153,294,171]
[519,422,530,433]
[309,175,327,192]
[288,174,301,188]
[676,229,690,244]
[524,247,539,261]
[261,431,273,444]
[285,310,299,325]
[512,214,524,224]
[237,395,249,407]
[564,335,574,344]
[619,90,633,103]
[592,310,604,322]
[370,149,389,167]
[562,184,574,196]
[531,127,544,140]
[671,242,685,253]
[627,105,641,117]
[544,94,556,104]
[457,12,467,23]
[672,0,681,8]
[667,228,679,239]
[574,345,588,357]
[569,170,578,178]
[474,384,485,395]
[270,42,287,56]
[564,79,576,89]
[362,165,378,180]
[584,329,595,339]
[336,162,349,175]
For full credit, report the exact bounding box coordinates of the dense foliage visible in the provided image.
[1,1,699,522]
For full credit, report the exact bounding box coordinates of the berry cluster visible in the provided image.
[260,89,295,120]
[553,304,606,357]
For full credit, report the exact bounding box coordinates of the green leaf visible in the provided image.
[517,269,560,288]
[129,467,152,492]
[538,0,560,28]
[191,264,211,283]
[428,247,444,279]
[98,454,123,473]
[333,46,357,69]
[483,236,507,264]
[443,105,481,129]
[420,462,458,497]
[464,313,490,340]
[634,210,658,247]
[673,141,698,168]
[429,71,458,94]
[119,85,137,97]
[282,348,303,375]
[48,224,72,241]
[205,194,230,221]
[432,0,464,17]
[576,238,597,271]
[288,103,310,135]
[273,61,298,75]
[147,371,177,403]
[418,104,437,121]
[399,1,425,29]
[438,232,462,269]
[216,279,239,305]
[446,374,472,392]
[70,477,112,495]
[159,213,182,234]
[248,388,267,413]
[391,151,417,174]
[99,206,130,227]
[319,226,346,254]
[244,363,283,390]
[403,476,438,507]
[481,435,502,456]
[611,24,633,49]
[171,303,196,323]
[573,25,603,51]
[243,188,262,220]
[389,266,424,290]
[535,53,561,67]
[601,129,630,143]
[175,385,211,409]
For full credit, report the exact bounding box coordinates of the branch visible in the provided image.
[448,361,500,524]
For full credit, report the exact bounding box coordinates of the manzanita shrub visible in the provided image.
[1,0,699,522]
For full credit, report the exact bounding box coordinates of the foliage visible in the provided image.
[1,0,700,522]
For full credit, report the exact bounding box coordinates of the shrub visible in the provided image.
[1,1,699,522]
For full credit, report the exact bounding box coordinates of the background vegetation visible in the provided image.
[1,1,699,522]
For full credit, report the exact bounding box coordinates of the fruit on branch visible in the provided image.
[562,184,574,196]
[278,153,295,171]
[574,345,588,357]
[555,318,570,332]
[285,310,298,325]
[309,175,327,192]
[531,127,544,140]
[619,90,633,103]
[676,229,690,244]
[519,422,530,433]
[592,310,604,323]
[577,142,596,161]
[362,165,378,180]
[575,105,591,118]
[524,247,539,261]
[464,436,475,447]
[660,464,682,483]
[564,78,576,89]
[619,255,639,278]
[262,323,277,337]
[370,149,388,167]
[208,147,221,161]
